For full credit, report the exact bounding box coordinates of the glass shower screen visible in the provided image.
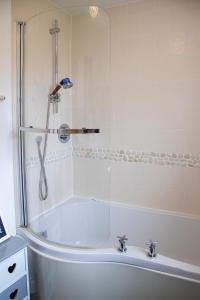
[19,7,111,249]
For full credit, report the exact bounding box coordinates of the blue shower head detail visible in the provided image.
[60,78,73,89]
[50,77,73,96]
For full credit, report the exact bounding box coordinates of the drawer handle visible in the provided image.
[10,289,18,299]
[8,263,16,273]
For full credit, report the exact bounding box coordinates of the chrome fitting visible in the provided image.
[117,235,128,253]
[146,240,158,258]
[48,93,61,104]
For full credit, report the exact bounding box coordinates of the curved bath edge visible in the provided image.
[17,228,200,284]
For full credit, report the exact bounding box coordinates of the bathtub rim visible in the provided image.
[17,227,200,284]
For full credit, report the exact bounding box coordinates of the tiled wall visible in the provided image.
[108,0,200,154]
[14,0,200,219]
[72,0,200,216]
[27,146,200,169]
[13,0,74,221]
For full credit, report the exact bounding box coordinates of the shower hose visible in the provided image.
[35,100,51,201]
[36,136,48,200]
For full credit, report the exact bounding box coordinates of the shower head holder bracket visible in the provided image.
[49,93,61,104]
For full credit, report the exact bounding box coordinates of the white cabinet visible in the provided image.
[0,237,30,300]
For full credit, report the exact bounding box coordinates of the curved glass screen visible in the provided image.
[23,7,111,248]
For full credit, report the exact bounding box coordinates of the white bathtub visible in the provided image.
[18,197,200,300]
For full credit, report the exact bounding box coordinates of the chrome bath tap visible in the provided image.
[146,240,158,258]
[117,235,128,253]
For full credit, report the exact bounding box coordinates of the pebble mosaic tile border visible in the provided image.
[26,147,72,168]
[26,146,200,168]
[73,147,200,168]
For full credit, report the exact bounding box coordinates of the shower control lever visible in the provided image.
[117,235,128,253]
[146,240,158,258]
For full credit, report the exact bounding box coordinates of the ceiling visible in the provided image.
[51,0,137,9]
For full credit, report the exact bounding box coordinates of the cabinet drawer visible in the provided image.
[0,275,27,300]
[0,250,26,289]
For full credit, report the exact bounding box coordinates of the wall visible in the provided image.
[0,0,16,235]
[13,0,200,221]
[72,8,111,201]
[72,0,200,216]
[12,0,55,21]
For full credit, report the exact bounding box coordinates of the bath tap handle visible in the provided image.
[117,235,128,253]
[117,235,128,241]
[146,240,158,258]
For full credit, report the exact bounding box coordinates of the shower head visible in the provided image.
[60,78,73,89]
[50,77,73,96]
